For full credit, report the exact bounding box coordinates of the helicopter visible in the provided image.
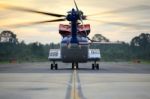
[48,0,101,70]
[0,0,148,70]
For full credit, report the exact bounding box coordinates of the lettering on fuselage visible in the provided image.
[88,49,101,59]
[91,50,99,54]
[48,49,61,59]
[49,52,58,57]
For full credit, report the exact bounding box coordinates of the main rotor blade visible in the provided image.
[0,4,66,17]
[88,19,150,28]
[87,37,122,44]
[73,0,82,19]
[2,18,66,28]
[73,0,88,36]
[73,0,79,12]
[88,5,150,16]
[91,41,123,44]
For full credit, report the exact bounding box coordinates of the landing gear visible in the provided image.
[50,61,58,70]
[76,63,79,69]
[92,61,99,70]
[72,62,79,70]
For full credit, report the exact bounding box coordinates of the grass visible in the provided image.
[0,61,10,64]
[141,60,150,64]
[0,58,48,64]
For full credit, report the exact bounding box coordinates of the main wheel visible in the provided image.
[51,64,53,70]
[92,64,95,70]
[96,64,99,70]
[55,64,58,70]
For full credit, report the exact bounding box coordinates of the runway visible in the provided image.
[0,62,150,99]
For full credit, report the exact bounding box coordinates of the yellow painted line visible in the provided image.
[71,69,80,99]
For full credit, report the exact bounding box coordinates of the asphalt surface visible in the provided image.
[0,62,150,99]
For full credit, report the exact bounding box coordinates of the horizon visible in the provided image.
[1,30,148,45]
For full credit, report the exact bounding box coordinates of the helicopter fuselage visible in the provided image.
[61,36,88,62]
[48,8,101,69]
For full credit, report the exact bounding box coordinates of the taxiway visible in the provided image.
[0,62,150,99]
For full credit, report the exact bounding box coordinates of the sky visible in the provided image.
[0,0,150,44]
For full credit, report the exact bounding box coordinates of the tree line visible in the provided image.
[0,41,60,62]
[91,33,150,61]
[0,32,150,62]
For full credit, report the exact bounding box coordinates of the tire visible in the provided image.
[96,64,99,70]
[55,64,58,70]
[92,64,95,70]
[76,63,79,69]
[72,63,74,70]
[51,64,53,70]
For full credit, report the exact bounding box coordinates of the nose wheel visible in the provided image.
[72,62,79,70]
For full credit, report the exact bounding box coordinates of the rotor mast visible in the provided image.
[67,8,80,44]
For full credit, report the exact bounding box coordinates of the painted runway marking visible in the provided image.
[65,72,73,99]
[65,66,87,99]
[71,70,80,99]
[76,71,86,99]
